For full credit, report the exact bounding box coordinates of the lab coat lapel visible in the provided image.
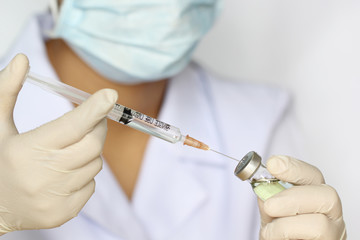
[80,161,150,239]
[132,64,225,240]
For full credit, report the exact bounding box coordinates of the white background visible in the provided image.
[0,0,359,238]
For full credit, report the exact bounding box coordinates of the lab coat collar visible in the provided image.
[157,62,225,166]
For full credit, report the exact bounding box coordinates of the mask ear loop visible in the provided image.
[49,0,59,21]
[46,0,60,38]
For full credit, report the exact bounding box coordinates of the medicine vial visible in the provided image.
[234,151,292,201]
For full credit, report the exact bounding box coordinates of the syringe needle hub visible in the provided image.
[183,135,240,162]
[183,135,210,150]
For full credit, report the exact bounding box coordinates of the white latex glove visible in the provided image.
[0,54,118,234]
[258,155,346,240]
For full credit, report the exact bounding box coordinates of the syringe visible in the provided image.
[26,72,211,151]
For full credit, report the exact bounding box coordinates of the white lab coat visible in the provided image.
[0,15,300,240]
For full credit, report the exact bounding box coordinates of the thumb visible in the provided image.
[267,155,325,185]
[27,88,118,149]
[0,54,29,135]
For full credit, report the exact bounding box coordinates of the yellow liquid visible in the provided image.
[251,179,286,201]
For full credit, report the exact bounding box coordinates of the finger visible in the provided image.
[53,119,107,170]
[0,54,29,135]
[65,180,96,223]
[257,198,274,227]
[261,214,345,240]
[264,185,343,220]
[27,88,117,149]
[267,155,325,185]
[66,157,103,193]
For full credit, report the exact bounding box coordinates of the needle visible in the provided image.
[209,149,240,162]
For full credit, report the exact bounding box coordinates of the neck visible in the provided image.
[45,39,168,200]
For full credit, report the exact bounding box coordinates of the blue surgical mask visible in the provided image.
[50,0,222,84]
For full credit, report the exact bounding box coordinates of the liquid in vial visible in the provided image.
[234,151,292,201]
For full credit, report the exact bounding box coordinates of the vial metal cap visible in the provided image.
[234,151,262,181]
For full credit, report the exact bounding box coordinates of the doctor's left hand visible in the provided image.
[258,156,346,240]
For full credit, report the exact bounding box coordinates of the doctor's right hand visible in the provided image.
[0,54,118,235]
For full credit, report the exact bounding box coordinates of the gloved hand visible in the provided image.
[258,155,346,240]
[0,54,118,234]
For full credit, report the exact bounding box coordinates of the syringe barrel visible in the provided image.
[108,104,184,143]
[27,72,88,105]
[27,72,184,144]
